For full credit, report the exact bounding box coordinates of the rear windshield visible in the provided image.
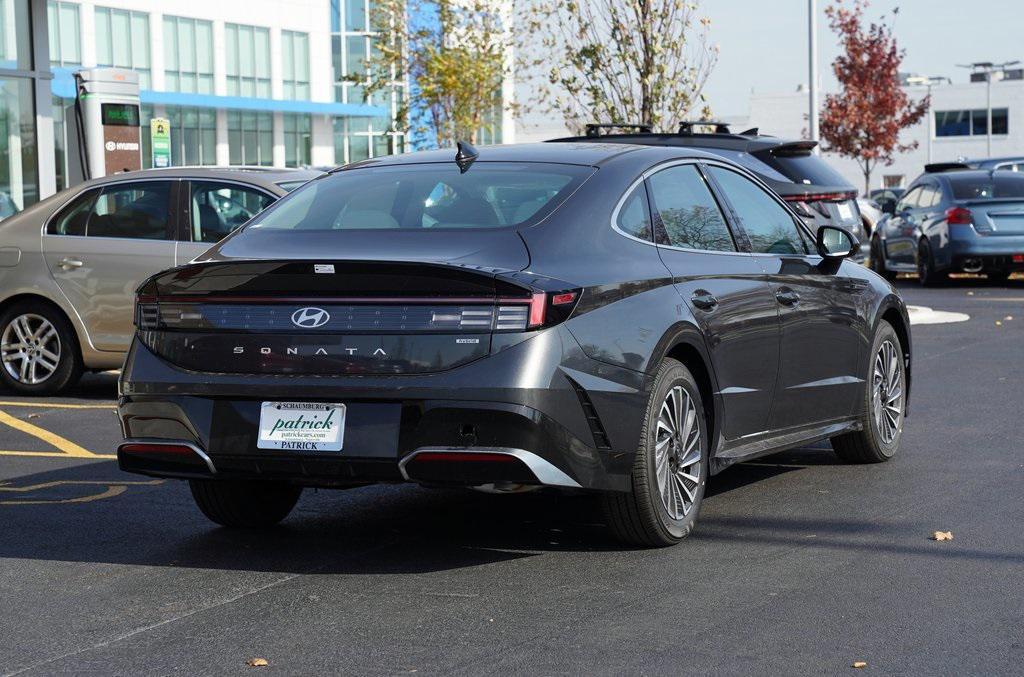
[248,162,593,231]
[753,150,852,188]
[950,173,1024,200]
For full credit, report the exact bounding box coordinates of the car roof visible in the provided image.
[967,156,1024,167]
[336,142,726,170]
[79,166,324,192]
[547,128,812,154]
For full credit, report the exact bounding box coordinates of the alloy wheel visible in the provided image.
[1,314,62,385]
[872,339,903,444]
[654,386,702,520]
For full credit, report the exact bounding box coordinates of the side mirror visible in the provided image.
[816,225,859,259]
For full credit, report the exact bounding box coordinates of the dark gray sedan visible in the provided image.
[0,166,321,394]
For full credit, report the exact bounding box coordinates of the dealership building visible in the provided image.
[0,0,449,213]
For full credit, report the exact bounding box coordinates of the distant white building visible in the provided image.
[741,75,1024,192]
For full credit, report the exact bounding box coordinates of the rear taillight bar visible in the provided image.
[135,290,582,333]
[782,190,858,203]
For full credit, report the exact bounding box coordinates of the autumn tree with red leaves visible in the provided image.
[820,1,927,195]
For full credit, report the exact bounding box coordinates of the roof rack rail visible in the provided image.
[678,120,733,135]
[925,162,971,173]
[584,123,653,137]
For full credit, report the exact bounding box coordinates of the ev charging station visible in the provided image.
[65,67,143,184]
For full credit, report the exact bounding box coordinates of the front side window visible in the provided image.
[247,163,592,231]
[48,182,171,239]
[708,166,807,255]
[647,165,735,252]
[190,182,273,243]
[615,183,652,241]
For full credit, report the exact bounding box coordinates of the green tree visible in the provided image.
[364,0,511,148]
[520,0,719,133]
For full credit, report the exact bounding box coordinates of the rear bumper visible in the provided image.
[948,230,1024,270]
[116,327,649,492]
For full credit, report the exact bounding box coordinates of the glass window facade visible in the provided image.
[167,106,217,166]
[281,30,310,100]
[331,1,405,163]
[225,23,271,98]
[228,111,273,166]
[47,0,80,66]
[0,77,38,214]
[283,113,311,167]
[163,15,213,94]
[95,7,151,89]
[935,108,1010,137]
[0,0,33,69]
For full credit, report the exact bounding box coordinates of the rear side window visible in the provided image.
[46,182,172,239]
[88,182,172,239]
[248,162,593,231]
[917,184,941,208]
[708,166,808,255]
[646,164,735,252]
[950,173,1024,200]
[48,190,98,236]
[615,183,652,241]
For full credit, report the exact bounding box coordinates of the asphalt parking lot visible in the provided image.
[1,277,1022,676]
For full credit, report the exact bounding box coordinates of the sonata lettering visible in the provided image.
[231,346,390,357]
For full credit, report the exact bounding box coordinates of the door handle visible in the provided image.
[775,288,800,306]
[690,290,719,311]
[58,257,83,270]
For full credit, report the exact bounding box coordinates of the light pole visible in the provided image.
[808,0,819,147]
[957,61,1020,156]
[905,75,950,164]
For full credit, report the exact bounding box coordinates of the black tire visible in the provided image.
[831,320,906,463]
[870,237,897,281]
[189,480,302,528]
[917,239,946,287]
[601,358,709,547]
[0,300,82,395]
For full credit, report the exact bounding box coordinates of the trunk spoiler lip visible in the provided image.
[135,294,535,305]
[136,258,579,302]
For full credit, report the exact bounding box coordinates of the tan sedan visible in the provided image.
[0,166,321,394]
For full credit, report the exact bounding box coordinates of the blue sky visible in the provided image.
[703,0,1023,115]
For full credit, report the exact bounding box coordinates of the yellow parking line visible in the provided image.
[0,409,99,457]
[0,401,115,409]
[0,450,117,459]
[0,479,162,492]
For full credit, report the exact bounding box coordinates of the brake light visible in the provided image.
[946,206,973,225]
[528,292,547,328]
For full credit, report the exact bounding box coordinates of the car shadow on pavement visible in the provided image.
[2,450,1019,575]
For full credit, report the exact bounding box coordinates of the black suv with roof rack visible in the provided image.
[549,122,867,260]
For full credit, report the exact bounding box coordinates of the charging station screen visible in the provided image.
[101,103,140,127]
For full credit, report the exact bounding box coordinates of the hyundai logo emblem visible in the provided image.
[291,307,330,329]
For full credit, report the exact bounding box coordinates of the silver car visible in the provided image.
[0,166,322,394]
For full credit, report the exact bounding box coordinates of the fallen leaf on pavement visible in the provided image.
[931,531,953,541]
[995,321,1002,326]
[247,658,269,667]
[1005,315,1013,321]
[852,661,867,668]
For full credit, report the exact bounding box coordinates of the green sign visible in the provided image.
[150,118,171,168]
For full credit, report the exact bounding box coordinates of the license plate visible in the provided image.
[837,201,854,221]
[258,402,345,452]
